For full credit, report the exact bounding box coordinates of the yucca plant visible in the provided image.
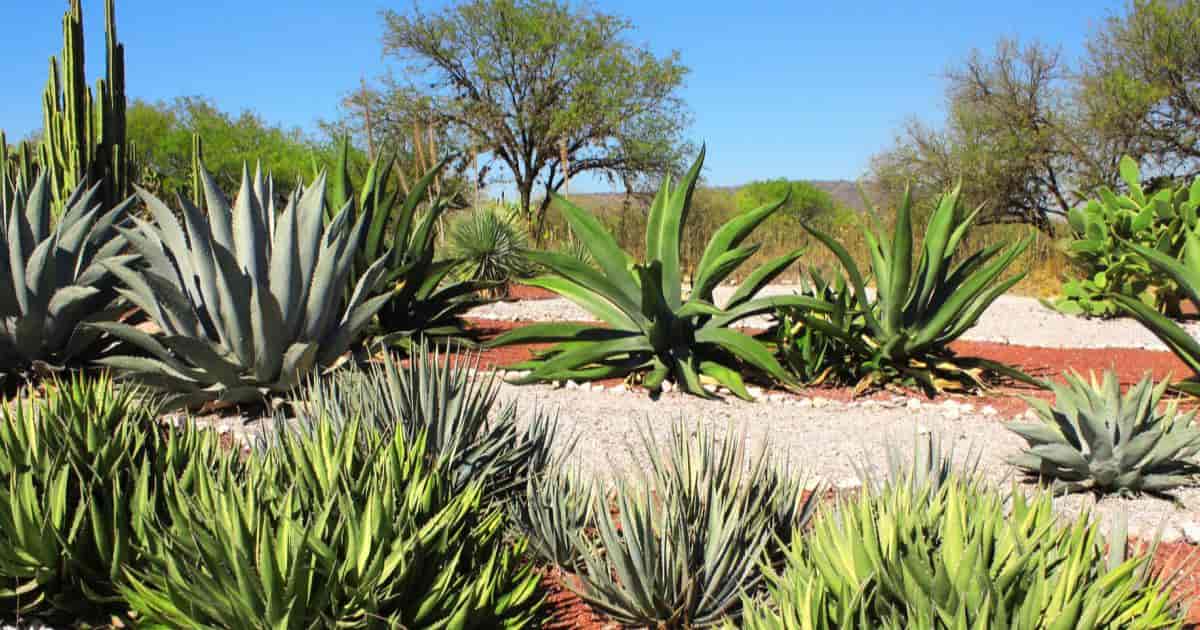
[567,422,817,627]
[1,174,134,378]
[741,463,1186,629]
[769,267,869,385]
[801,185,1035,395]
[327,139,490,349]
[1006,370,1200,496]
[1112,226,1200,396]
[0,373,229,622]
[449,204,534,294]
[489,148,831,399]
[92,164,390,407]
[296,345,562,502]
[121,415,542,629]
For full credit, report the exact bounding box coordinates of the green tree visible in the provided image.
[735,179,839,222]
[1080,0,1200,181]
[127,97,329,197]
[373,0,692,239]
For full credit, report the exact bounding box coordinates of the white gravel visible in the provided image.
[470,286,1200,351]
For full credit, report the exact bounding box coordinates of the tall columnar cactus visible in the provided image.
[38,0,130,215]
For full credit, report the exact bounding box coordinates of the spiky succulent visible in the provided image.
[566,421,817,627]
[741,467,1185,629]
[297,344,561,502]
[1007,370,1200,496]
[327,139,489,350]
[449,204,534,291]
[93,164,390,407]
[1,174,133,377]
[802,185,1035,395]
[489,148,831,399]
[769,267,869,385]
[507,464,595,567]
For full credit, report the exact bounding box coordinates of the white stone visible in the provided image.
[747,386,764,400]
[661,381,675,393]
[811,397,829,408]
[565,380,579,389]
[767,393,788,403]
[1161,526,1183,543]
[905,398,922,410]
[916,424,931,435]
[981,405,999,416]
[942,407,961,420]
[611,383,627,393]
[592,384,605,392]
[1181,522,1200,544]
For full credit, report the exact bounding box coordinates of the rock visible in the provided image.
[767,393,788,403]
[592,384,605,392]
[661,381,675,393]
[611,383,627,393]
[796,398,813,408]
[916,423,931,435]
[747,386,764,400]
[1181,522,1200,544]
[703,383,718,393]
[507,370,530,380]
[1161,526,1183,543]
[565,380,580,389]
[959,403,975,414]
[981,405,999,416]
[942,407,961,420]
[905,398,922,410]
[812,397,830,408]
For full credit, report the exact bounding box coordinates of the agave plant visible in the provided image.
[1,174,133,378]
[489,148,831,399]
[1007,370,1200,496]
[92,164,390,407]
[297,344,562,502]
[1112,227,1200,396]
[0,373,230,622]
[567,422,817,627]
[121,415,542,629]
[769,267,869,385]
[741,461,1186,629]
[802,185,1035,394]
[507,464,595,567]
[449,204,534,293]
[327,139,489,349]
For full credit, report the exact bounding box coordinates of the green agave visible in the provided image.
[327,139,489,349]
[567,422,817,628]
[1,173,133,377]
[770,267,869,386]
[490,148,831,399]
[802,185,1035,394]
[507,463,595,568]
[0,373,229,622]
[741,458,1186,629]
[121,416,542,629]
[1007,370,1200,495]
[1112,224,1200,396]
[93,163,390,407]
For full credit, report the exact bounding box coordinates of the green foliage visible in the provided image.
[94,164,390,407]
[36,0,131,216]
[297,346,561,502]
[769,268,869,385]
[1,174,133,377]
[1007,370,1200,496]
[121,415,542,629]
[568,422,817,628]
[1053,157,1200,317]
[801,185,1034,395]
[741,458,1185,629]
[736,179,838,222]
[376,0,691,236]
[1112,227,1200,396]
[489,148,831,399]
[508,463,594,567]
[323,140,488,350]
[0,373,228,622]
[128,97,328,198]
[449,204,534,290]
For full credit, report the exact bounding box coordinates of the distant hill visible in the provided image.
[564,179,868,214]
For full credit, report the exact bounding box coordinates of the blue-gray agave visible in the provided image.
[94,165,390,406]
[1,174,133,376]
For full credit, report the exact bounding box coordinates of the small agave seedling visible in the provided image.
[1006,370,1200,496]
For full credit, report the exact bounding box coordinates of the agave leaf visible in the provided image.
[693,194,785,299]
[551,194,640,306]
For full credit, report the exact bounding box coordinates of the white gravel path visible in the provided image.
[470,286,1200,351]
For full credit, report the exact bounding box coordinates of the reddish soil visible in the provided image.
[537,568,609,630]
[503,284,561,301]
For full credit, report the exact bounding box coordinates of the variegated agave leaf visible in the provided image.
[94,163,390,407]
[0,173,133,377]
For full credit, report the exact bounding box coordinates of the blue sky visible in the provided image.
[1,0,1122,191]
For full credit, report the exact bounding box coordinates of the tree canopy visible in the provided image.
[368,0,692,238]
[735,179,840,222]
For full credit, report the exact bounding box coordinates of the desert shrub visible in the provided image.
[121,415,542,629]
[565,422,817,628]
[449,203,534,290]
[0,373,228,622]
[489,148,831,399]
[1052,157,1200,318]
[296,345,561,502]
[769,268,869,385]
[1007,370,1200,496]
[507,464,595,567]
[799,185,1036,395]
[741,453,1186,629]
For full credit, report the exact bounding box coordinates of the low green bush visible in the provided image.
[741,449,1186,629]
[449,204,535,291]
[769,268,868,385]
